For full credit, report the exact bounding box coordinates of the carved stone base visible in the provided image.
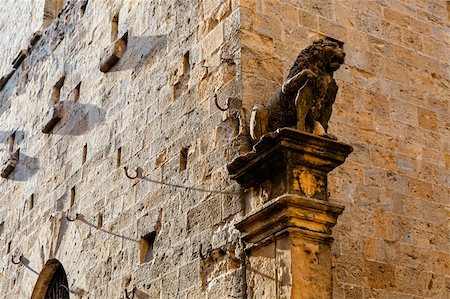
[237,194,344,299]
[99,32,128,73]
[1,149,20,178]
[228,128,353,201]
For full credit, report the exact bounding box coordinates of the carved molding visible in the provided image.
[236,194,344,247]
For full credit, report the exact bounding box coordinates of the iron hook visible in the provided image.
[11,254,23,265]
[124,167,142,179]
[66,212,79,222]
[214,94,228,111]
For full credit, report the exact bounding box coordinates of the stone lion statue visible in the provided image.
[250,38,345,141]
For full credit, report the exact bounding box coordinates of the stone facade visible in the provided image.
[0,1,448,299]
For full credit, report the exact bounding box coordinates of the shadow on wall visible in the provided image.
[53,101,105,136]
[110,35,168,73]
[7,153,40,182]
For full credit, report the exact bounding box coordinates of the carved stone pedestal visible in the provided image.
[228,128,352,299]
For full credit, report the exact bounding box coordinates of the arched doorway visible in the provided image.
[31,259,70,299]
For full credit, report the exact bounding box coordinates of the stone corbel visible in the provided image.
[1,149,20,178]
[42,103,64,133]
[99,32,128,72]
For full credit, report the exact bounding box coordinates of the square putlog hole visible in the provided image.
[140,232,156,264]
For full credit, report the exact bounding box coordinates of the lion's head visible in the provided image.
[287,38,345,79]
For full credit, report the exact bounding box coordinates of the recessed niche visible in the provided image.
[70,187,75,208]
[51,76,65,105]
[80,0,87,16]
[72,82,81,102]
[29,194,35,210]
[179,146,189,171]
[7,132,15,152]
[7,240,11,254]
[82,144,87,164]
[116,147,122,168]
[97,213,103,229]
[140,232,156,264]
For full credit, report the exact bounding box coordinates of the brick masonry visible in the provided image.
[0,0,448,298]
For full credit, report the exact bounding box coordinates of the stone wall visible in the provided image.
[0,0,448,298]
[0,0,244,298]
[240,0,449,298]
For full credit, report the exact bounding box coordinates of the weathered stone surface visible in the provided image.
[0,0,448,298]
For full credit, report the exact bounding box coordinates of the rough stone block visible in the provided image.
[42,103,64,133]
[1,149,19,178]
[11,49,27,69]
[99,32,128,73]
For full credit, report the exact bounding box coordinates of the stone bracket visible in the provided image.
[0,69,14,91]
[42,103,64,133]
[236,194,344,247]
[99,32,128,73]
[1,149,20,178]
[12,49,28,69]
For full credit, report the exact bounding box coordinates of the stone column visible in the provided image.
[228,128,352,299]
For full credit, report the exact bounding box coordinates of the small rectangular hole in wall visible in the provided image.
[179,146,189,171]
[111,12,119,42]
[51,76,65,104]
[183,51,190,74]
[116,147,122,168]
[97,213,103,229]
[29,194,34,210]
[82,144,87,164]
[140,232,156,263]
[70,187,75,208]
[72,82,81,102]
[8,132,15,153]
[7,240,11,254]
[80,0,88,17]
[0,222,4,237]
